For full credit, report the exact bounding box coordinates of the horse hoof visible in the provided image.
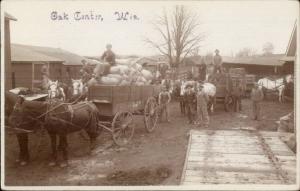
[60,162,68,168]
[20,161,28,166]
[48,161,56,167]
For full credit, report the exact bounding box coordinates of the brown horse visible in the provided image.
[6,92,101,167]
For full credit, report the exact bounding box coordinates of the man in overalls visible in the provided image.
[158,86,171,123]
[184,85,197,124]
[251,82,264,120]
[196,84,209,128]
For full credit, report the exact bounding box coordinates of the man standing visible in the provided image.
[158,86,171,123]
[232,81,243,112]
[161,72,173,92]
[196,84,209,128]
[213,49,223,74]
[101,44,116,66]
[81,60,93,85]
[251,82,264,120]
[184,85,197,124]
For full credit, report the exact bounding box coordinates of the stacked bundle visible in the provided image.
[88,61,154,86]
[277,112,294,133]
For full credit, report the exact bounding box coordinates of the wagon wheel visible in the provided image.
[144,97,159,133]
[224,95,234,112]
[112,111,134,146]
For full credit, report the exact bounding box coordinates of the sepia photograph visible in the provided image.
[1,0,299,190]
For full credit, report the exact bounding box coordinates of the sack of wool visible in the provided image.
[135,81,146,86]
[94,62,110,77]
[141,69,153,81]
[86,77,99,87]
[106,74,123,81]
[118,65,130,75]
[100,76,120,85]
[109,66,121,74]
[119,80,131,86]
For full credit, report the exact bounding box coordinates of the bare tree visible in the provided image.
[262,42,274,55]
[145,5,205,70]
[236,47,257,57]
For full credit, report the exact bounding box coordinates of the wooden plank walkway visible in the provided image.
[181,129,296,185]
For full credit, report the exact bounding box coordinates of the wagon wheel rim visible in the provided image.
[144,97,159,133]
[112,111,134,146]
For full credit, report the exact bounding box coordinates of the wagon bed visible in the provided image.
[87,85,161,146]
[88,85,161,116]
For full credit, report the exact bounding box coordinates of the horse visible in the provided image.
[6,92,101,167]
[48,80,66,101]
[69,79,88,103]
[257,74,293,102]
[181,80,216,114]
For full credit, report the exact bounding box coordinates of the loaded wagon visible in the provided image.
[88,85,161,146]
[208,72,234,111]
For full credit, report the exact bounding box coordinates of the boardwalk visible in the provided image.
[181,129,296,185]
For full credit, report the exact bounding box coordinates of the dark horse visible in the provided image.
[6,92,101,167]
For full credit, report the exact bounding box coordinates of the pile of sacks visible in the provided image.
[87,61,154,86]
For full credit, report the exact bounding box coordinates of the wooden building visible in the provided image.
[4,13,17,90]
[280,21,297,74]
[222,54,286,78]
[11,44,63,88]
[11,44,99,88]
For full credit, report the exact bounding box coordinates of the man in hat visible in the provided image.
[158,85,172,123]
[213,49,223,74]
[232,80,243,112]
[101,43,116,66]
[81,59,93,85]
[196,83,209,128]
[198,57,207,82]
[161,72,173,92]
[250,82,264,120]
[184,84,197,124]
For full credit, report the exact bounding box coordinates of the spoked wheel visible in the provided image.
[144,97,159,133]
[112,111,134,146]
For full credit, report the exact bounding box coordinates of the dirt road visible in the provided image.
[4,99,293,186]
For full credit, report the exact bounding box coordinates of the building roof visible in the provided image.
[5,12,17,21]
[12,44,86,65]
[223,54,285,66]
[285,21,297,57]
[11,44,63,62]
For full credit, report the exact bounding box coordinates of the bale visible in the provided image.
[100,77,120,85]
[94,62,110,77]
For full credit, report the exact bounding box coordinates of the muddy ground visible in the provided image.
[4,99,294,186]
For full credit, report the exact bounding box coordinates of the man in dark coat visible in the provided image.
[198,57,207,81]
[101,44,116,66]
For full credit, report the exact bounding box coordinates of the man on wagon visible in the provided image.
[81,59,93,85]
[101,43,116,66]
[213,49,223,74]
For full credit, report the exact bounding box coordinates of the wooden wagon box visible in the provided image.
[88,85,161,117]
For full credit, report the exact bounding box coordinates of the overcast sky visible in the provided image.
[3,0,298,57]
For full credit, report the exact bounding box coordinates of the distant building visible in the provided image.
[222,54,286,78]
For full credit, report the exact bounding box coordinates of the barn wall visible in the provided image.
[61,65,82,82]
[49,62,63,81]
[11,62,33,88]
[5,19,12,90]
[223,63,284,78]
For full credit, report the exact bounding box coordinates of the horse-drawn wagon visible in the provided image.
[88,85,161,146]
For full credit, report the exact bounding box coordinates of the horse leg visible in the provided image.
[48,133,57,166]
[16,133,29,166]
[58,135,68,168]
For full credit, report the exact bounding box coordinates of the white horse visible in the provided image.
[71,79,88,102]
[48,80,66,101]
[181,80,216,113]
[257,74,293,102]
